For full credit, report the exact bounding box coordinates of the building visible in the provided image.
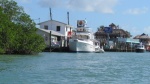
[37,20,73,48]
[134,33,150,51]
[117,38,140,51]
[38,20,73,39]
[95,23,131,49]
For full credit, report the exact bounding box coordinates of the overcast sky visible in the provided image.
[15,0,150,37]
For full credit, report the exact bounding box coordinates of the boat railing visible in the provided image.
[75,27,92,33]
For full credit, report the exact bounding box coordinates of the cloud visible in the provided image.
[121,25,141,37]
[38,0,64,8]
[122,25,150,37]
[38,0,118,14]
[144,26,150,35]
[125,7,149,15]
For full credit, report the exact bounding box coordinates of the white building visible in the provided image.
[37,20,73,47]
[38,20,73,39]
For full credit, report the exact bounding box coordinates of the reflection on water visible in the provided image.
[0,52,150,84]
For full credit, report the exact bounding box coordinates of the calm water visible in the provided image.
[0,52,150,84]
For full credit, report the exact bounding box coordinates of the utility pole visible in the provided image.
[49,8,52,52]
[67,12,69,25]
[49,8,52,20]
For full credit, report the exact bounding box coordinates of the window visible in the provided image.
[56,26,60,31]
[44,25,48,30]
[45,36,48,41]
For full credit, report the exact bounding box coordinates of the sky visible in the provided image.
[14,0,150,37]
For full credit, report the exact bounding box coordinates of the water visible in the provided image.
[0,52,150,84]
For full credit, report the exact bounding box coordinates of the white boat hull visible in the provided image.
[69,39,95,52]
[135,48,145,53]
[135,44,145,53]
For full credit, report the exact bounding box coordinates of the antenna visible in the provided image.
[67,12,69,25]
[38,18,40,23]
[49,8,52,20]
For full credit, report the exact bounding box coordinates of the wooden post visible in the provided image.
[126,43,127,52]
[131,42,132,52]
[49,31,51,52]
[107,33,110,49]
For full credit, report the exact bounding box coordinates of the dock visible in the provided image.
[43,47,70,52]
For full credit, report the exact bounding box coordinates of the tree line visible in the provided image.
[0,0,45,54]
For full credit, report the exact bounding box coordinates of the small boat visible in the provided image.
[95,47,105,53]
[51,41,60,48]
[135,44,145,53]
[51,37,60,49]
[94,41,105,53]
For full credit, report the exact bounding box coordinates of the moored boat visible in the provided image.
[135,43,145,53]
[68,20,104,53]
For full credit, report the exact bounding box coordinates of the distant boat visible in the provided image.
[51,41,60,48]
[95,46,105,53]
[135,44,145,53]
[51,37,60,49]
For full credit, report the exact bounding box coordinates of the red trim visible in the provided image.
[67,31,72,37]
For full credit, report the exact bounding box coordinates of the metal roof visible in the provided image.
[38,20,67,25]
[118,38,140,43]
[37,20,73,28]
[37,28,65,36]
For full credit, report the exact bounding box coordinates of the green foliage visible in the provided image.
[0,0,24,21]
[0,0,46,54]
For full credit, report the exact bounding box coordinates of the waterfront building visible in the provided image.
[134,33,150,51]
[37,20,73,47]
[117,38,140,51]
[95,23,132,50]
[38,20,73,39]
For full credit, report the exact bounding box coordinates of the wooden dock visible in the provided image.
[43,47,70,52]
[104,49,135,52]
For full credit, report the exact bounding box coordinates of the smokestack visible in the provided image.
[67,12,69,25]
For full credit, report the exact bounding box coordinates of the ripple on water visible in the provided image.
[0,52,150,84]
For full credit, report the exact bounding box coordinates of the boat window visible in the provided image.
[87,36,89,39]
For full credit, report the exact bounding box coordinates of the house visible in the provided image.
[38,20,73,39]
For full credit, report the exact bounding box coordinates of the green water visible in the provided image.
[0,52,150,84]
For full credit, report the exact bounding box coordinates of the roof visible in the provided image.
[134,33,150,39]
[118,38,140,43]
[37,28,65,36]
[37,20,73,28]
[95,29,131,37]
[38,20,68,25]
